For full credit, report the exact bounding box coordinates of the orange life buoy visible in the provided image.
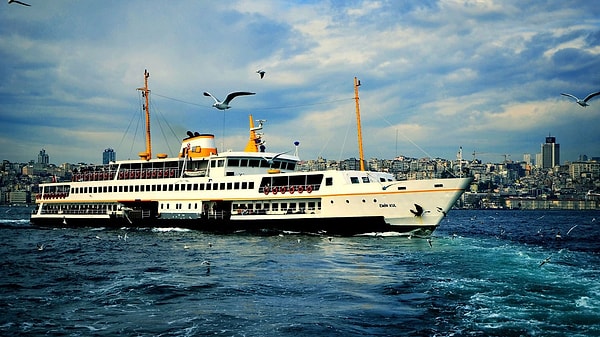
[306,185,313,193]
[289,185,295,194]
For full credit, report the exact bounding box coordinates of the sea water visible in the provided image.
[0,205,598,336]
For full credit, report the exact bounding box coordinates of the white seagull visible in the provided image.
[203,91,255,110]
[560,91,600,107]
[256,69,266,79]
[8,0,31,6]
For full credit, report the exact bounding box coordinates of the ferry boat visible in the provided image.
[30,71,472,235]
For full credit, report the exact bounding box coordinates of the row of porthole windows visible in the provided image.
[160,203,200,210]
[71,181,256,194]
[233,201,321,213]
[332,199,380,204]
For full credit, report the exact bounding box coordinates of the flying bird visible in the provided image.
[539,256,551,267]
[560,91,600,107]
[262,150,290,167]
[203,91,255,110]
[256,69,266,79]
[8,0,30,6]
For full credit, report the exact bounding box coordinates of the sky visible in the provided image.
[1,0,599,166]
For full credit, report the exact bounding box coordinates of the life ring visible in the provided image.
[158,170,162,178]
[119,171,123,179]
[272,187,278,195]
[298,185,304,193]
[289,185,295,194]
[152,170,156,178]
[264,187,269,195]
[280,186,287,194]
[306,185,313,193]
[170,169,176,177]
[135,170,140,179]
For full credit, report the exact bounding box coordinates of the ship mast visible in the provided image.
[137,69,152,160]
[354,77,365,171]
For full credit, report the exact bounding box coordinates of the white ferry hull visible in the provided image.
[31,174,472,235]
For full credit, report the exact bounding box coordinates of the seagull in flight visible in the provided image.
[256,69,266,79]
[203,91,255,110]
[560,91,600,107]
[8,0,31,6]
[262,150,290,166]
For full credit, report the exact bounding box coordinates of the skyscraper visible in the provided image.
[541,136,560,169]
[37,149,49,165]
[103,148,116,164]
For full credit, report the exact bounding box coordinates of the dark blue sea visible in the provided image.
[1,205,599,336]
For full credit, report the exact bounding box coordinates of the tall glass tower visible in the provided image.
[541,136,559,169]
[103,148,116,164]
[37,149,49,165]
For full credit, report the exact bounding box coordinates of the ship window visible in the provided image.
[213,183,218,190]
[380,177,386,182]
[93,187,98,193]
[124,186,129,192]
[326,177,333,186]
[281,202,287,211]
[249,182,254,189]
[234,182,240,189]
[242,182,248,189]
[308,202,316,210]
[218,159,225,167]
[288,162,296,170]
[146,184,150,191]
[249,159,260,167]
[192,184,197,190]
[199,183,205,190]
[206,183,211,190]
[227,182,232,190]
[174,184,179,191]
[397,186,406,190]
[272,203,279,211]
[135,185,140,192]
[240,159,248,167]
[434,184,444,188]
[163,184,168,191]
[118,186,123,193]
[350,177,359,184]
[228,159,240,167]
[362,176,370,183]
[220,183,225,190]
[156,185,161,191]
[169,184,174,192]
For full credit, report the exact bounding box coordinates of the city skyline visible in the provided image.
[1,1,599,165]
[10,133,597,168]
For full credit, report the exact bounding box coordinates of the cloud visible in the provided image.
[0,0,599,165]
